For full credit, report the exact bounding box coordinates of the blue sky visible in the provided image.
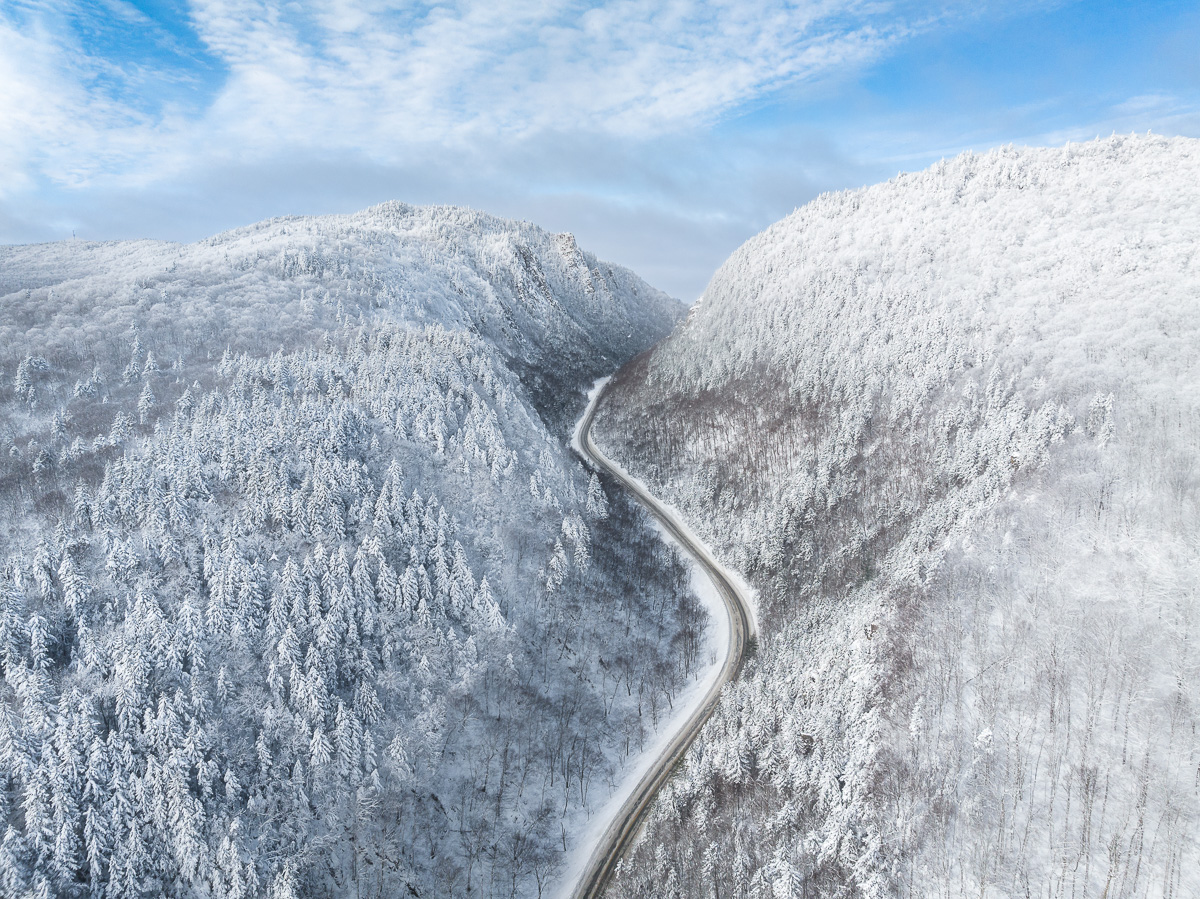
[2,1,1198,300]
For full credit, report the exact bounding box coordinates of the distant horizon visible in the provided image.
[3,1,1198,301]
[5,131,1187,308]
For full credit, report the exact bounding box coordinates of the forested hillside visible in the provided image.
[0,203,699,899]
[593,134,1200,898]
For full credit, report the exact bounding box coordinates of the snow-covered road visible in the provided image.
[558,378,758,899]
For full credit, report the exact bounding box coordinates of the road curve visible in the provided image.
[568,381,757,899]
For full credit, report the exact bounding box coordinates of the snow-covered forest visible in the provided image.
[593,134,1200,898]
[0,202,707,899]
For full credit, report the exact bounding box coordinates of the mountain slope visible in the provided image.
[593,134,1200,898]
[0,203,698,899]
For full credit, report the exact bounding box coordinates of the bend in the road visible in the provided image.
[566,380,757,899]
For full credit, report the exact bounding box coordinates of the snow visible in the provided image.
[0,203,689,899]
[591,133,1200,898]
[552,563,726,898]
[575,376,760,635]
[568,376,611,457]
[555,375,750,898]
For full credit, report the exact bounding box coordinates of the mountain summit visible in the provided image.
[0,203,700,899]
[594,133,1200,897]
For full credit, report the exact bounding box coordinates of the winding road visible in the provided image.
[568,381,757,899]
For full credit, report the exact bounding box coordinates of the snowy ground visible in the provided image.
[589,134,1200,899]
[0,204,690,899]
[554,377,758,899]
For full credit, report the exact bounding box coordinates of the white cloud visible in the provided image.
[0,1,199,195]
[1112,93,1179,115]
[254,0,907,141]
[1,0,928,189]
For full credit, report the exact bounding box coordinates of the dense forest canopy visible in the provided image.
[0,202,707,899]
[594,134,1200,899]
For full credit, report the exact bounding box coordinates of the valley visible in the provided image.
[2,134,1199,899]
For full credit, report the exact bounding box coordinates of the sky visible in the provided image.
[2,1,1198,301]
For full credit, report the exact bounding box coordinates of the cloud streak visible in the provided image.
[191,0,912,141]
[3,0,932,189]
[2,1,1198,301]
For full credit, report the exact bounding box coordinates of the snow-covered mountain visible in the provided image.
[593,134,1200,898]
[0,203,697,898]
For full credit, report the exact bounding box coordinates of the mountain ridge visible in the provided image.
[0,202,703,899]
[593,132,1200,898]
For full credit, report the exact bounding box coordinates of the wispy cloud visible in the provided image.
[3,1,1198,301]
[2,0,932,189]
[0,0,219,194]
[191,0,915,142]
